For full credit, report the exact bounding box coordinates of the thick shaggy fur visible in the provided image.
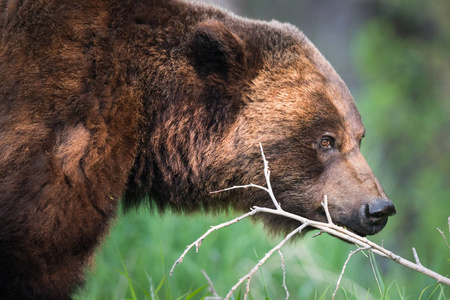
[0,0,394,298]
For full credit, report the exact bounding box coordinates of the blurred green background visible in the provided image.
[75,0,450,299]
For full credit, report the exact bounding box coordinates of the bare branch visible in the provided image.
[312,231,324,238]
[172,208,450,288]
[172,205,450,287]
[437,227,450,251]
[321,195,333,224]
[332,246,371,300]
[278,249,289,300]
[253,206,450,285]
[412,248,423,267]
[244,275,251,300]
[202,270,221,300]
[171,144,450,298]
[259,142,282,211]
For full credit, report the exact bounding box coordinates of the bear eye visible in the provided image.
[320,136,335,149]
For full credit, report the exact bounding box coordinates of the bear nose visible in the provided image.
[366,199,396,221]
[358,199,396,235]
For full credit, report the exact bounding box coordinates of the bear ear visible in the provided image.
[189,20,246,79]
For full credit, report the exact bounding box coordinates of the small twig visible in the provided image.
[332,246,371,300]
[412,248,423,266]
[202,270,221,299]
[224,223,308,300]
[210,143,281,211]
[321,195,333,224]
[312,231,324,238]
[259,142,283,210]
[437,227,450,251]
[244,275,251,300]
[169,209,259,276]
[278,249,289,300]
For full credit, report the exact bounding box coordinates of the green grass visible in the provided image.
[74,208,449,299]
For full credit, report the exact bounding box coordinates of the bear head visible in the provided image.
[126,14,396,237]
[177,19,396,237]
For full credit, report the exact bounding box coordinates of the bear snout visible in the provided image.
[358,198,396,235]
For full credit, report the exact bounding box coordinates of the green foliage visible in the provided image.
[74,209,448,299]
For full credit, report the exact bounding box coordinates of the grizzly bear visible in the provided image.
[0,0,396,298]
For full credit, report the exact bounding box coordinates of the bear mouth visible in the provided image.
[341,217,389,237]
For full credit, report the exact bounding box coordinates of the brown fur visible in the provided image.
[0,0,395,298]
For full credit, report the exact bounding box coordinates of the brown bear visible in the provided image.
[0,0,396,298]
